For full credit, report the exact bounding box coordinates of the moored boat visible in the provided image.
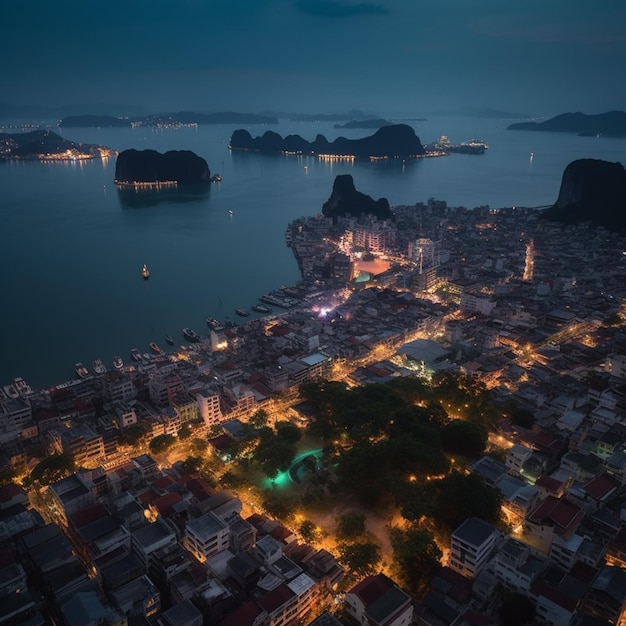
[206,317,221,329]
[165,335,174,345]
[182,328,201,343]
[75,363,90,379]
[130,348,142,362]
[235,307,250,317]
[142,264,150,280]
[14,377,32,394]
[112,356,124,370]
[149,342,162,354]
[252,303,272,314]
[3,384,19,399]
[92,359,107,375]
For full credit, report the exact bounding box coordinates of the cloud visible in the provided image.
[293,0,389,17]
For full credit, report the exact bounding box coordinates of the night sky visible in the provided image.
[3,0,625,117]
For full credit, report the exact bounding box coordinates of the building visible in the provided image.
[182,512,230,563]
[449,517,499,579]
[345,573,413,626]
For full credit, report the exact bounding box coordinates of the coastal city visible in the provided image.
[2,194,626,626]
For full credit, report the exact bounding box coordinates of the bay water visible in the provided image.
[1,116,624,389]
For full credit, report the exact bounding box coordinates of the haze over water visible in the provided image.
[2,116,625,389]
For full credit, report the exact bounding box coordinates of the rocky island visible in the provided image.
[60,111,278,128]
[0,129,112,161]
[541,158,626,232]
[507,110,626,137]
[114,149,211,187]
[322,174,392,221]
[229,123,426,160]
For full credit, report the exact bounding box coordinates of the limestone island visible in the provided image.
[322,174,392,221]
[507,110,626,137]
[541,158,626,232]
[114,149,211,188]
[333,118,392,129]
[229,123,426,160]
[0,129,112,161]
[60,111,278,129]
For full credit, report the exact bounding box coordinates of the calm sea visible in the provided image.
[1,116,625,389]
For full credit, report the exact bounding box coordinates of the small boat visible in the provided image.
[130,348,142,362]
[252,304,272,314]
[112,356,124,370]
[142,264,150,280]
[235,307,250,317]
[228,210,233,216]
[182,328,201,343]
[165,335,174,345]
[149,342,162,354]
[3,384,19,399]
[75,363,90,379]
[206,317,221,329]
[92,359,107,375]
[14,377,32,394]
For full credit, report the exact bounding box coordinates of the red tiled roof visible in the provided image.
[528,496,584,534]
[221,599,264,626]
[186,477,218,500]
[349,573,394,606]
[257,584,295,613]
[269,525,296,543]
[530,579,578,612]
[152,492,183,518]
[0,483,27,502]
[582,473,620,501]
[535,475,564,491]
[152,475,176,490]
[68,502,108,529]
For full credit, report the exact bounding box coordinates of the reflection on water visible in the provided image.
[116,183,211,208]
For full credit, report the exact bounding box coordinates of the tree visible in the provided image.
[298,519,319,544]
[253,431,297,479]
[390,526,442,593]
[178,424,192,439]
[149,434,176,454]
[335,511,367,540]
[250,409,269,428]
[261,491,297,521]
[30,453,75,486]
[337,542,381,577]
[275,420,301,444]
[430,471,502,533]
[121,422,148,447]
[441,419,487,458]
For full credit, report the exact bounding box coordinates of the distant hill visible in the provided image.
[60,115,131,128]
[322,174,392,220]
[0,129,110,160]
[136,111,278,126]
[229,124,425,159]
[507,111,626,137]
[541,159,626,232]
[114,149,211,185]
[333,119,391,129]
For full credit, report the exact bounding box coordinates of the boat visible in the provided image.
[165,335,174,345]
[112,356,124,370]
[75,363,90,379]
[92,359,107,375]
[142,264,150,280]
[235,307,250,317]
[3,384,19,399]
[206,317,221,329]
[252,303,272,314]
[130,348,142,362]
[182,328,201,343]
[14,377,32,394]
[149,342,162,354]
[228,209,234,216]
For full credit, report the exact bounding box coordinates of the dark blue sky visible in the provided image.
[3,0,625,116]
